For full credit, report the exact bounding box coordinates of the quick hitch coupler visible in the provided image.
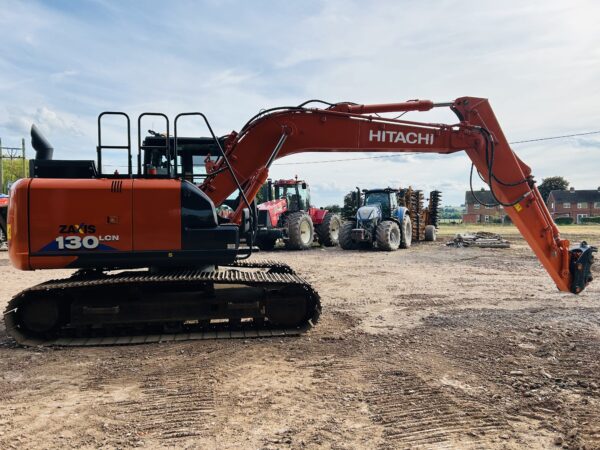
[569,241,597,294]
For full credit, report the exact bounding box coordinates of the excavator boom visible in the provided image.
[200,97,595,294]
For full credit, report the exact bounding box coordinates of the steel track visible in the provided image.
[3,260,320,347]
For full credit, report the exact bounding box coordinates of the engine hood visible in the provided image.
[357,205,380,221]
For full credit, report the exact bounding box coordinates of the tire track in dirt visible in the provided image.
[509,320,600,448]
[364,360,509,449]
[419,307,600,449]
[291,325,511,449]
[102,357,218,446]
[234,316,384,449]
[286,310,517,449]
[0,352,117,449]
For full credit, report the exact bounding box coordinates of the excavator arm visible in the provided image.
[200,96,596,294]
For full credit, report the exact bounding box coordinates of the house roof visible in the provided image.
[464,190,498,206]
[548,189,600,203]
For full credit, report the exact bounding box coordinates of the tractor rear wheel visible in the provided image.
[400,215,412,249]
[339,222,358,250]
[424,225,437,242]
[285,212,314,250]
[376,220,401,251]
[317,213,342,247]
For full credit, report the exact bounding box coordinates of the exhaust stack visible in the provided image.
[31,124,54,160]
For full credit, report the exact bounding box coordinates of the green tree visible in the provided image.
[255,182,272,204]
[1,158,29,193]
[440,206,464,220]
[323,204,341,213]
[342,190,363,219]
[538,176,569,202]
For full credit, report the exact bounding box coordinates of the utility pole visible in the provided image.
[22,138,26,177]
[0,138,3,194]
[0,138,27,193]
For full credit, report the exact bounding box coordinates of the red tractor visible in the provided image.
[0,194,8,249]
[256,178,342,250]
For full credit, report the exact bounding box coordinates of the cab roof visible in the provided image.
[364,188,397,194]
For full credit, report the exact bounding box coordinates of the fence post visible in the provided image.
[22,138,26,177]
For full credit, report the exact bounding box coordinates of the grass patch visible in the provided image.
[438,223,600,240]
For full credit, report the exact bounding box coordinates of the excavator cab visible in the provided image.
[141,134,227,182]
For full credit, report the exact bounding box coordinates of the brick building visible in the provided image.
[547,187,600,223]
[462,190,507,224]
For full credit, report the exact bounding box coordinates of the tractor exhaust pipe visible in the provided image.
[31,124,54,160]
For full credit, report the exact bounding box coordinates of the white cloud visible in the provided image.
[0,0,598,206]
[1,106,88,137]
[50,70,79,82]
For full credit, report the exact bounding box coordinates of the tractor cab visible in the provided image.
[364,189,398,218]
[270,179,311,212]
[340,186,440,252]
[341,187,412,251]
[255,178,342,250]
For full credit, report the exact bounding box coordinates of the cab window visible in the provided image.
[298,186,310,210]
[365,192,388,207]
[389,193,398,210]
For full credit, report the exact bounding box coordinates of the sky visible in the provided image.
[1,0,599,206]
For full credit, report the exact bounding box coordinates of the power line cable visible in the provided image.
[102,129,600,170]
[509,130,600,144]
[272,129,600,166]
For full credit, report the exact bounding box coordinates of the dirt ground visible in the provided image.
[0,228,599,450]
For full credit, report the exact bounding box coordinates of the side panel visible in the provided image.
[257,199,287,228]
[28,179,134,269]
[393,207,407,223]
[10,177,238,271]
[309,207,327,225]
[7,179,34,270]
[132,179,181,251]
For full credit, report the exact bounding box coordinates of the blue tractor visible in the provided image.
[339,187,439,251]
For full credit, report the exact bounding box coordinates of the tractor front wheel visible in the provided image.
[317,213,342,247]
[285,212,314,250]
[376,220,401,251]
[339,222,358,250]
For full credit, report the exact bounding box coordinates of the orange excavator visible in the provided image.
[4,98,596,346]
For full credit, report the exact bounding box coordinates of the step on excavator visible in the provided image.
[4,98,597,346]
